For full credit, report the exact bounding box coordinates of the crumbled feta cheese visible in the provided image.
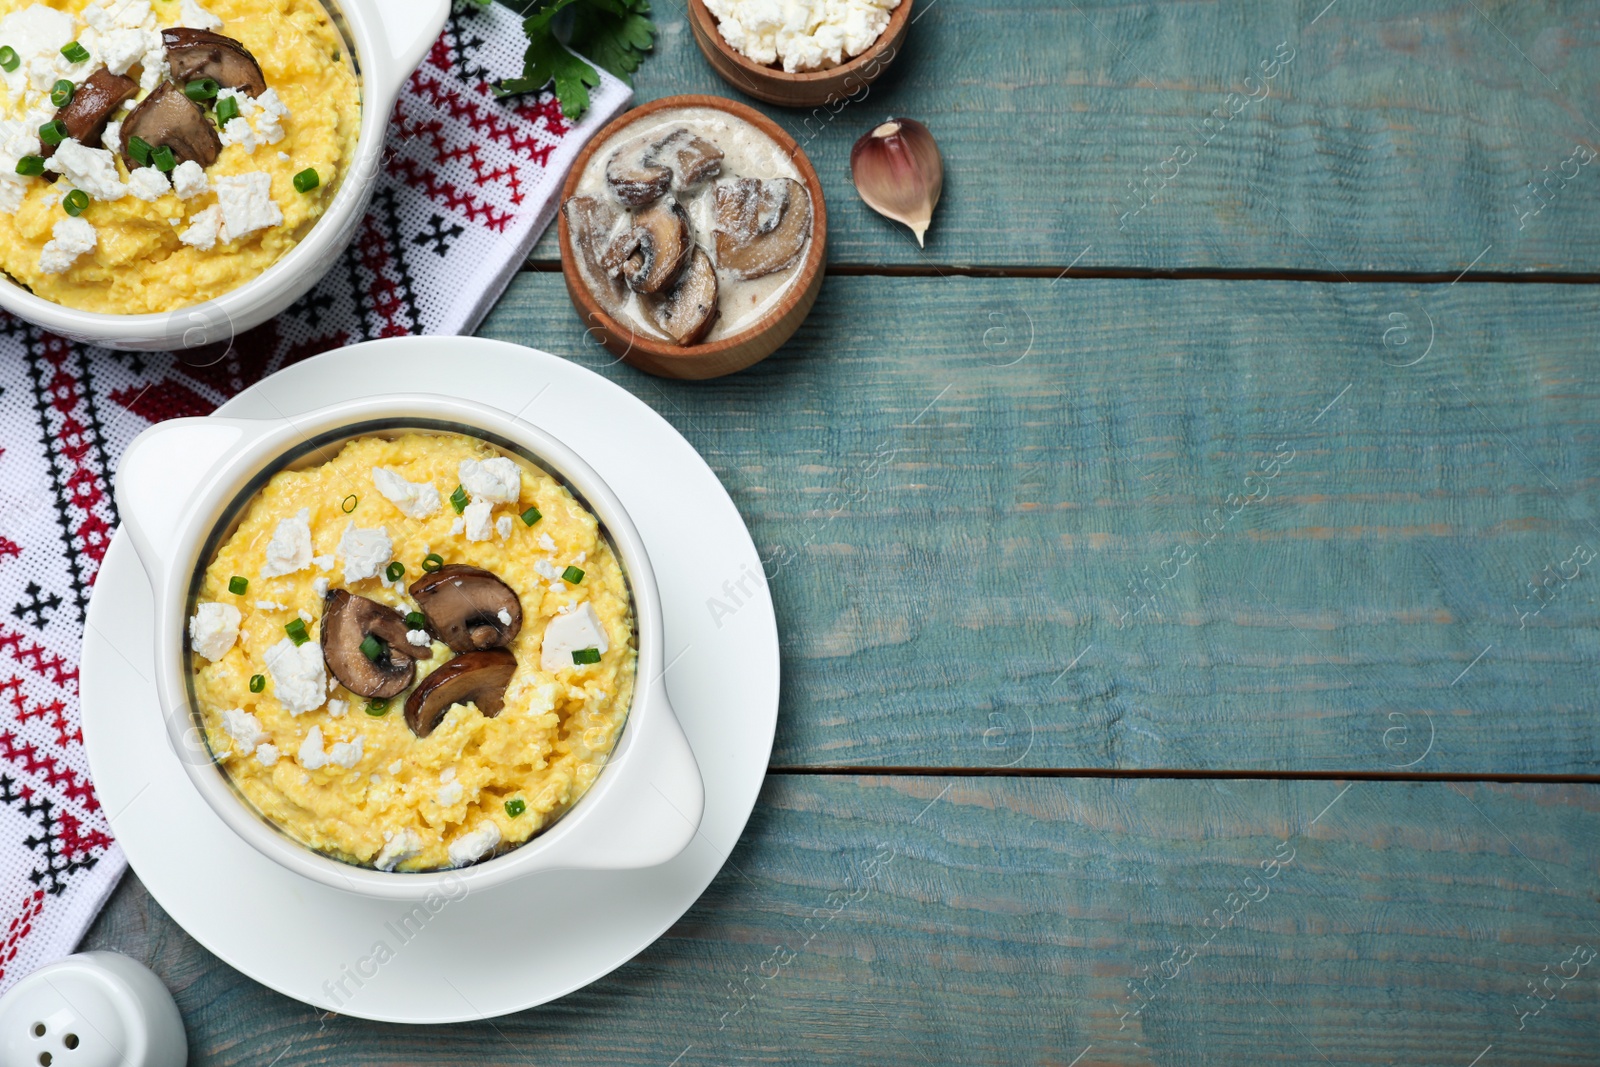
[537,533,556,553]
[327,735,363,769]
[297,724,328,770]
[87,25,158,75]
[313,555,334,571]
[263,636,325,714]
[496,515,513,540]
[374,828,423,871]
[705,0,900,73]
[0,6,74,97]
[458,456,520,503]
[533,559,558,581]
[540,602,609,672]
[372,467,441,519]
[45,140,127,200]
[170,159,207,199]
[137,50,167,94]
[83,0,154,31]
[336,521,393,583]
[450,517,464,535]
[0,180,24,214]
[497,608,513,626]
[177,0,223,30]
[252,87,287,144]
[312,576,329,598]
[219,115,256,152]
[387,760,403,775]
[259,508,313,577]
[39,216,96,274]
[254,742,278,766]
[406,629,430,647]
[220,707,266,750]
[298,608,312,624]
[573,551,587,565]
[462,501,493,541]
[212,171,282,240]
[327,698,347,717]
[253,600,287,611]
[435,780,463,806]
[178,203,222,251]
[447,822,501,867]
[127,165,169,201]
[277,150,289,162]
[188,602,240,661]
[440,767,456,783]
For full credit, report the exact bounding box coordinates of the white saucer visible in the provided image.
[79,337,779,1023]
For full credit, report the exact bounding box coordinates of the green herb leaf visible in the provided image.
[570,0,654,83]
[495,0,653,120]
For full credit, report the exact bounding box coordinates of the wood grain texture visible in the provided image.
[81,776,1600,1064]
[479,272,1600,774]
[526,0,1600,272]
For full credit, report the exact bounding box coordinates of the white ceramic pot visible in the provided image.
[112,392,705,900]
[0,0,450,352]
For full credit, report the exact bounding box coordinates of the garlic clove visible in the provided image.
[850,118,943,247]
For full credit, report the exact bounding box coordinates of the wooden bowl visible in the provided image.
[687,0,912,109]
[558,95,828,381]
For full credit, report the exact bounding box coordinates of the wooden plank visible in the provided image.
[479,272,1600,774]
[523,0,1600,272]
[81,776,1600,1064]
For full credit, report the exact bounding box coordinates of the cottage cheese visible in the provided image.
[188,601,240,661]
[260,508,314,577]
[540,602,610,671]
[212,171,282,240]
[336,521,393,583]
[372,467,441,519]
[38,215,97,273]
[704,0,900,72]
[458,457,520,504]
[263,636,325,713]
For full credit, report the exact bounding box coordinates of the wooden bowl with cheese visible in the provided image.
[686,0,912,110]
[557,95,827,380]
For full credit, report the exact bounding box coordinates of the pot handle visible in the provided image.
[113,417,264,597]
[549,686,706,871]
[367,0,451,101]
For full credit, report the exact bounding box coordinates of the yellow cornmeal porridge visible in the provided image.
[188,434,637,872]
[0,0,359,312]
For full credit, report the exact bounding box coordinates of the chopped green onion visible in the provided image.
[331,49,340,61]
[127,135,152,166]
[404,611,427,629]
[520,506,541,526]
[385,561,404,582]
[504,798,526,817]
[359,634,383,661]
[571,647,601,665]
[365,699,389,716]
[562,566,585,584]
[285,618,309,646]
[422,552,444,573]
[60,41,89,64]
[293,167,319,193]
[184,77,219,101]
[151,144,175,172]
[449,485,468,513]
[38,120,68,146]
[61,189,88,216]
[15,155,43,177]
[249,674,265,693]
[341,493,357,513]
[0,47,18,73]
[50,79,74,108]
[228,575,249,595]
[215,95,240,126]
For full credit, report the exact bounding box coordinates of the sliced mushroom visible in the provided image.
[408,565,523,653]
[563,196,630,318]
[42,68,137,162]
[321,590,429,700]
[161,28,268,96]
[404,649,517,737]
[644,127,723,192]
[602,200,691,295]
[641,245,718,346]
[714,177,812,279]
[604,134,671,207]
[118,80,221,169]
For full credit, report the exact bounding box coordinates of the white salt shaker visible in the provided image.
[0,951,186,1067]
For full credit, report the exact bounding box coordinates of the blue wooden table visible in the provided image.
[84,0,1600,1061]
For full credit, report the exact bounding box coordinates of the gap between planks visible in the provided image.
[766,766,1600,783]
[523,261,1600,283]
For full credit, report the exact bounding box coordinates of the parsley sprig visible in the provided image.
[494,0,656,120]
